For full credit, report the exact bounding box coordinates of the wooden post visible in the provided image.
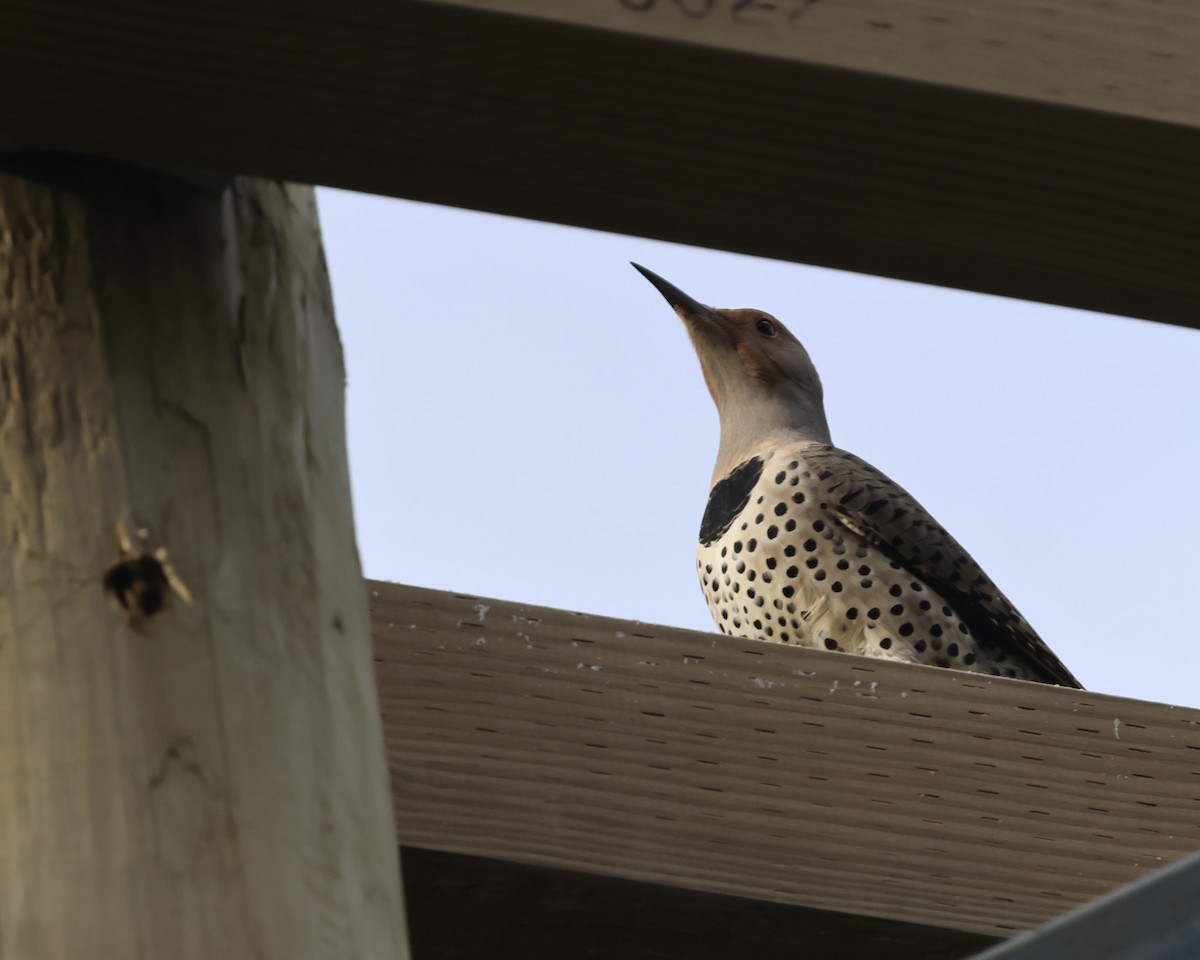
[0,166,409,958]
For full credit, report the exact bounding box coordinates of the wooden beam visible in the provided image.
[423,0,1200,127]
[402,847,1001,960]
[0,164,408,958]
[2,1,1198,327]
[371,580,1200,939]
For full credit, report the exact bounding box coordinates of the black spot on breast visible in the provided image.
[699,457,764,546]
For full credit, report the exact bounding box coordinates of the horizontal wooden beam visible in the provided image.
[402,847,1000,960]
[2,1,1199,327]
[424,0,1200,128]
[371,580,1200,939]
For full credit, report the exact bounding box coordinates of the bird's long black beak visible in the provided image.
[631,263,712,317]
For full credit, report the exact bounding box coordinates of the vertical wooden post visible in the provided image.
[0,167,409,958]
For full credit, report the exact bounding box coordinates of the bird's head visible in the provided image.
[634,263,832,480]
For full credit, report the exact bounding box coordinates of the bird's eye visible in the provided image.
[756,317,776,337]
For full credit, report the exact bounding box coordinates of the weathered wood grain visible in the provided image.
[373,580,1200,937]
[1,1,1198,327]
[0,166,408,959]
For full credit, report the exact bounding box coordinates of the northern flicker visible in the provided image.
[634,263,1080,687]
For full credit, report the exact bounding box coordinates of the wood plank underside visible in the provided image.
[403,847,1000,960]
[371,580,1200,939]
[2,1,1199,327]
[424,0,1200,129]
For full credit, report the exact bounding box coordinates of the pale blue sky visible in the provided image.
[317,187,1200,709]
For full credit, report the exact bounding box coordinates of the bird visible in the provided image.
[633,263,1081,687]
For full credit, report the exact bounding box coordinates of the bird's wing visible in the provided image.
[804,445,1082,688]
